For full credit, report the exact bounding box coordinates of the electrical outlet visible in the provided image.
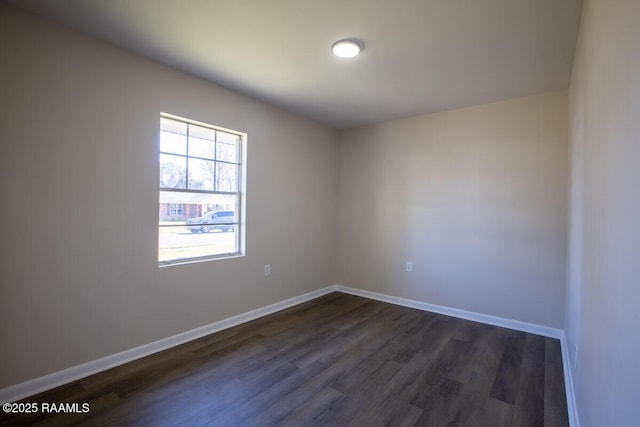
[406,261,413,273]
[264,264,271,277]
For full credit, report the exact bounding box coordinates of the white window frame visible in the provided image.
[158,113,246,266]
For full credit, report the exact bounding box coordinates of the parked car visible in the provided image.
[186,210,235,233]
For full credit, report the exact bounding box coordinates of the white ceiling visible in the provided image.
[11,0,583,129]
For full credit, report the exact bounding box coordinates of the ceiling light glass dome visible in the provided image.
[332,38,364,58]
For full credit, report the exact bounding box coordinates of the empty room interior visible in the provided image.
[0,0,638,426]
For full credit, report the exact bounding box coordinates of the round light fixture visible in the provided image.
[331,38,364,58]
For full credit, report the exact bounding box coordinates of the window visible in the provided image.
[158,113,245,265]
[168,203,184,216]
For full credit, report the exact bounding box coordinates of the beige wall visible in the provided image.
[337,92,568,328]
[0,5,338,388]
[566,0,640,425]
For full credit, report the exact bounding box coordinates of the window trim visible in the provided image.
[158,112,246,266]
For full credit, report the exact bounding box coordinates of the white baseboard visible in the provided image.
[334,285,563,338]
[0,285,336,404]
[1,283,580,427]
[560,333,581,427]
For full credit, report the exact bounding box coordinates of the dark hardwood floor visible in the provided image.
[1,292,569,426]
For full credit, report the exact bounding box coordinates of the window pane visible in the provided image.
[189,125,216,159]
[159,192,239,262]
[215,162,238,192]
[160,154,186,189]
[188,158,215,190]
[216,132,239,163]
[159,114,243,265]
[160,118,187,155]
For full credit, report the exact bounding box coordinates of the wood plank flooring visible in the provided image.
[1,292,569,426]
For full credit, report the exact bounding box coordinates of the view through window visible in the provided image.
[159,114,244,265]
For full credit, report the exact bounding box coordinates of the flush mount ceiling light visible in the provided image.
[331,38,364,58]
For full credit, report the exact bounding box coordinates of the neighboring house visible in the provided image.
[159,203,201,221]
[159,191,235,221]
